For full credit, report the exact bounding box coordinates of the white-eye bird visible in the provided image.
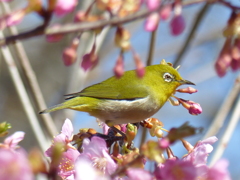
[40,60,194,126]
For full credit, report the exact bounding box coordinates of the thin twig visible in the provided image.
[0,32,49,152]
[140,30,158,146]
[173,2,210,67]
[204,76,240,139]
[1,0,58,137]
[209,95,240,166]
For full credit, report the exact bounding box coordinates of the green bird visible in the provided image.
[40,60,194,126]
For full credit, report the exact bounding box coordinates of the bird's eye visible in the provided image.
[163,73,173,82]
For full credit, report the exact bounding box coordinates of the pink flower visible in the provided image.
[144,13,160,32]
[170,15,185,36]
[54,0,77,17]
[0,0,12,2]
[58,148,80,179]
[146,0,160,11]
[75,158,110,180]
[0,148,33,180]
[45,118,74,157]
[1,131,25,149]
[203,159,231,180]
[126,168,152,180]
[158,159,197,180]
[182,136,218,166]
[78,136,117,175]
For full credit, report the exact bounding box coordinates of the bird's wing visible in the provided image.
[65,83,149,100]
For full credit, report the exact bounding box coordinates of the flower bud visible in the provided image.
[159,137,170,149]
[170,14,185,36]
[160,4,172,20]
[188,102,202,115]
[215,38,232,77]
[176,87,198,94]
[62,47,77,66]
[146,0,160,11]
[133,53,145,78]
[54,0,77,17]
[144,13,160,32]
[230,39,240,71]
[81,42,98,71]
[114,55,125,78]
[0,122,11,137]
[81,53,98,71]
[126,124,137,145]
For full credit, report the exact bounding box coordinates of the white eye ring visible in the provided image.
[163,73,173,82]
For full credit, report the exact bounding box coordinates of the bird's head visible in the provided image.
[149,60,195,97]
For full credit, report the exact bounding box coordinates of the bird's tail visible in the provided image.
[39,97,85,114]
[39,102,70,114]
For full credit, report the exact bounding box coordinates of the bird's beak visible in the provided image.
[177,79,195,85]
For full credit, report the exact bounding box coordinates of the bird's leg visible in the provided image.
[108,126,126,147]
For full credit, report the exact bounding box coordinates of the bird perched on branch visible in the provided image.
[40,60,194,126]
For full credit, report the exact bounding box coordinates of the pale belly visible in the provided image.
[89,96,161,125]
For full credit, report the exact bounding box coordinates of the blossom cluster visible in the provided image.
[0,119,231,180]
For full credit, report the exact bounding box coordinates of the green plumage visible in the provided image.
[40,62,194,125]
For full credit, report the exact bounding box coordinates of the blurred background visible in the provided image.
[0,0,239,179]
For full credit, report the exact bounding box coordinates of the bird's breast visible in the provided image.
[91,96,161,124]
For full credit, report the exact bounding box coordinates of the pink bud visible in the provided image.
[176,98,202,115]
[62,47,77,66]
[81,53,98,71]
[215,54,232,77]
[46,24,64,42]
[215,38,232,77]
[54,0,77,17]
[159,138,170,149]
[114,55,124,78]
[133,54,145,78]
[5,10,25,27]
[144,13,160,32]
[146,0,160,11]
[176,87,198,94]
[170,15,185,36]
[188,102,202,115]
[160,5,172,20]
[231,41,240,71]
[74,11,86,22]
